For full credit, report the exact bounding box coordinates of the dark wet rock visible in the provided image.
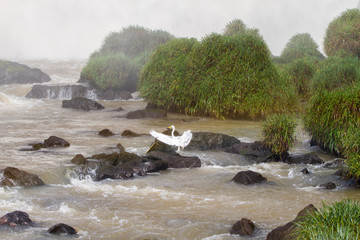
[323,158,344,168]
[95,89,132,100]
[284,153,324,165]
[25,84,88,99]
[334,169,360,187]
[111,106,124,112]
[48,223,77,235]
[146,141,178,155]
[125,109,167,119]
[0,60,51,84]
[232,170,267,185]
[73,151,146,181]
[30,143,46,150]
[142,159,168,173]
[117,143,126,153]
[0,167,45,187]
[266,204,317,240]
[147,151,201,168]
[0,211,33,227]
[224,141,273,163]
[44,136,70,148]
[98,129,114,137]
[186,132,240,151]
[62,97,104,111]
[71,154,87,165]
[301,168,310,174]
[121,130,145,137]
[320,182,336,189]
[230,218,256,236]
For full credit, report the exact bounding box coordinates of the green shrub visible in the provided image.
[81,25,174,91]
[342,126,360,177]
[140,32,298,119]
[311,56,360,92]
[304,84,360,155]
[282,57,318,100]
[279,33,324,63]
[324,9,360,57]
[295,200,360,240]
[223,19,246,36]
[262,114,297,158]
[81,53,138,91]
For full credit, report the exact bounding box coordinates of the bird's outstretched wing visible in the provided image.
[180,130,192,148]
[150,130,179,146]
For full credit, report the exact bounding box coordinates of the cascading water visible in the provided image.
[0,60,359,240]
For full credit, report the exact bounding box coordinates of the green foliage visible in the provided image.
[281,57,319,100]
[279,33,325,63]
[140,32,298,119]
[81,53,138,91]
[304,84,360,155]
[81,25,174,91]
[342,126,360,177]
[311,56,360,92]
[223,19,247,36]
[295,200,360,240]
[324,9,360,57]
[262,114,297,157]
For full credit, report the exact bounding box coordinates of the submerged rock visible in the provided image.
[0,60,51,84]
[266,204,317,240]
[284,153,324,165]
[230,218,256,236]
[98,129,115,137]
[224,141,273,163]
[62,97,104,111]
[124,109,167,119]
[232,170,267,185]
[0,167,45,187]
[0,211,34,226]
[146,151,201,168]
[48,223,77,235]
[121,129,146,137]
[320,182,336,189]
[44,136,70,148]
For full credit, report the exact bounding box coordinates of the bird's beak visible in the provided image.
[167,126,172,129]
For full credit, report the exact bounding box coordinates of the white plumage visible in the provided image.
[150,125,192,151]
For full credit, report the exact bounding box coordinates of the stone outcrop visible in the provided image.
[0,167,45,187]
[48,223,77,235]
[0,60,51,84]
[230,218,256,236]
[121,130,147,137]
[62,97,104,111]
[224,141,273,163]
[284,153,324,165]
[25,84,88,99]
[98,129,115,137]
[0,211,34,226]
[22,136,70,151]
[185,132,240,151]
[266,204,317,240]
[146,151,201,169]
[232,170,267,185]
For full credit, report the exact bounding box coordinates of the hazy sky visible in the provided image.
[0,0,358,60]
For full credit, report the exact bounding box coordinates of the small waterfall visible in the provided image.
[0,91,10,103]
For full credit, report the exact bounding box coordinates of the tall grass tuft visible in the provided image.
[295,200,360,240]
[262,114,297,158]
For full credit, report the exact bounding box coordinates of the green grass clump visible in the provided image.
[140,28,298,119]
[295,200,360,240]
[81,25,174,92]
[324,8,360,57]
[262,114,297,158]
[311,56,360,92]
[279,33,324,63]
[304,84,360,155]
[342,126,360,177]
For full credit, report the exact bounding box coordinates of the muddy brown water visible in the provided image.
[0,60,358,240]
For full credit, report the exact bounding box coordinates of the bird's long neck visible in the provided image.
[171,126,175,137]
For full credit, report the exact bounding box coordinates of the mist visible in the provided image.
[0,0,358,60]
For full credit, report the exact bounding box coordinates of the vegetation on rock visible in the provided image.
[81,25,174,91]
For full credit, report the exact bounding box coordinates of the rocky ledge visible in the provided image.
[0,60,51,84]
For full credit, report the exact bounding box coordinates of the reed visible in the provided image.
[295,200,360,240]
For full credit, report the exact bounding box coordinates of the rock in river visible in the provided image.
[0,167,45,187]
[0,211,34,226]
[48,223,77,235]
[62,97,104,111]
[232,170,267,185]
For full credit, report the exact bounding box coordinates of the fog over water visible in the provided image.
[0,0,358,60]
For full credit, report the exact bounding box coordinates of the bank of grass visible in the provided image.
[262,114,297,158]
[140,32,298,119]
[295,199,360,240]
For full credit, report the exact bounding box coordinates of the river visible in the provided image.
[0,60,358,240]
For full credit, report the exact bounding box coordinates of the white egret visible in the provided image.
[150,125,192,151]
